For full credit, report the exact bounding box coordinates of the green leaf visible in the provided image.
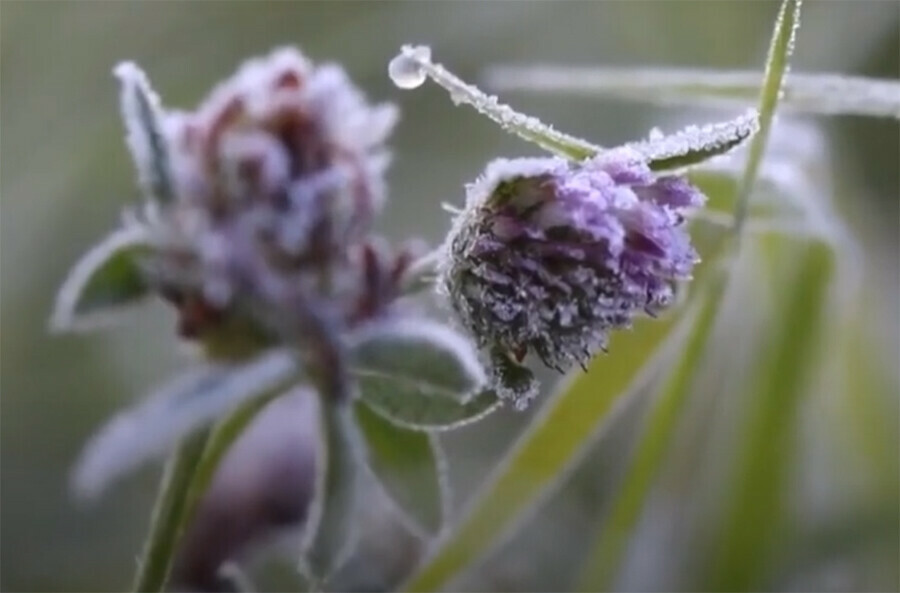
[352,320,486,401]
[401,309,697,592]
[354,400,447,536]
[351,320,499,431]
[72,349,300,499]
[626,111,759,172]
[115,62,175,203]
[390,45,601,161]
[733,0,803,231]
[485,65,900,119]
[577,270,729,591]
[359,384,501,432]
[302,401,364,584]
[706,240,834,590]
[50,224,154,333]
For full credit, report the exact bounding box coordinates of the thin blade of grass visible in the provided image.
[707,240,834,589]
[733,0,803,232]
[577,268,729,591]
[400,309,696,592]
[485,67,900,120]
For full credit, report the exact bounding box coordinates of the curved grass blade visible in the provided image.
[354,401,448,536]
[485,66,900,119]
[577,269,729,591]
[400,309,697,592]
[733,0,803,232]
[707,241,834,590]
[390,45,600,161]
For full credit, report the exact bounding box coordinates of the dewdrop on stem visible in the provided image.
[388,46,431,89]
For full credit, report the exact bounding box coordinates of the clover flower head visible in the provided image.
[118,47,408,350]
[164,47,397,223]
[441,147,705,376]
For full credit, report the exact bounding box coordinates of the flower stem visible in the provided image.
[393,45,601,161]
[132,428,212,593]
[400,247,443,294]
[181,392,281,534]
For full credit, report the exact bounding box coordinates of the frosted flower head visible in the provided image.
[163,46,397,236]
[115,48,408,353]
[441,147,705,373]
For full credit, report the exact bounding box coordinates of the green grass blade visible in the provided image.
[401,310,696,592]
[485,67,900,120]
[733,0,803,232]
[577,269,729,591]
[707,240,835,590]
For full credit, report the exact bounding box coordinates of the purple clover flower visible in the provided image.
[441,147,706,375]
[131,48,418,350]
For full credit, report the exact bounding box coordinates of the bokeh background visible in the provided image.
[2,1,898,591]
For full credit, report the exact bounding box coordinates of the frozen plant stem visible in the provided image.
[179,393,282,548]
[133,428,211,593]
[400,248,443,294]
[390,45,601,161]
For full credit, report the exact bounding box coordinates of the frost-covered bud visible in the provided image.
[164,46,397,235]
[124,48,407,355]
[441,147,705,376]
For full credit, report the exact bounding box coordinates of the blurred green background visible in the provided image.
[2,1,897,591]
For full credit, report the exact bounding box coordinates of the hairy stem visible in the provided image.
[180,392,282,544]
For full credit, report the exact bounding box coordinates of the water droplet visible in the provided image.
[388,45,431,90]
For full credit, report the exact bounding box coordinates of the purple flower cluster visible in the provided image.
[441,148,705,373]
[137,48,419,352]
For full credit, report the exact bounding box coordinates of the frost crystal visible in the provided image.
[441,148,705,376]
